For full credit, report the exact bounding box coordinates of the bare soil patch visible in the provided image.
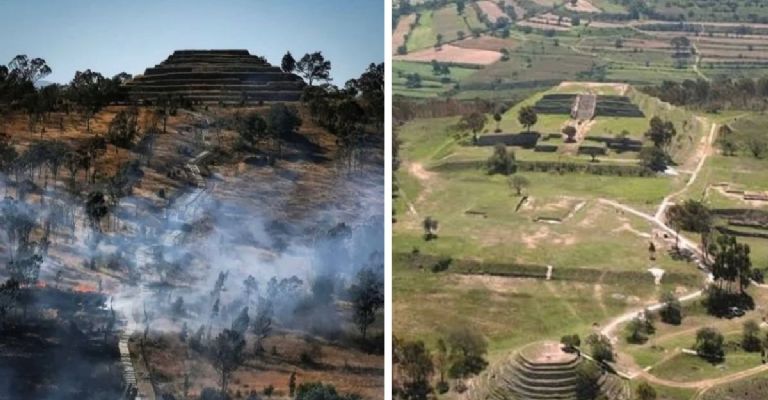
[138,330,383,399]
[565,0,601,13]
[520,341,578,364]
[393,14,417,54]
[476,0,506,21]
[558,81,630,95]
[394,44,503,65]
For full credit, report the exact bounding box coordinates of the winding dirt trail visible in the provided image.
[654,119,719,222]
[402,162,435,216]
[591,117,768,390]
[638,363,768,391]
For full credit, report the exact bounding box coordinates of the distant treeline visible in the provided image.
[641,76,768,111]
[0,55,131,128]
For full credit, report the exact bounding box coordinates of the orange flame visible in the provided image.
[73,283,97,293]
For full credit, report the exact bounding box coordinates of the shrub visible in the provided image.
[695,327,725,362]
[431,257,452,273]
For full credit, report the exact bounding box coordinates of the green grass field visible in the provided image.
[394,259,683,356]
[393,88,710,361]
[700,370,768,400]
[653,347,761,383]
[406,11,437,52]
[393,60,480,98]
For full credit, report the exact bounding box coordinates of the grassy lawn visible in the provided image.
[630,380,697,400]
[686,114,768,213]
[406,11,437,52]
[393,260,674,358]
[590,116,649,139]
[393,61,479,98]
[392,81,768,393]
[652,337,762,383]
[432,4,466,43]
[589,0,629,14]
[619,287,768,372]
[700,370,768,400]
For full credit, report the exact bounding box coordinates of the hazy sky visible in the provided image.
[0,0,384,84]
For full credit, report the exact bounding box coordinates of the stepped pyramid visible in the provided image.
[466,342,630,400]
[126,49,305,104]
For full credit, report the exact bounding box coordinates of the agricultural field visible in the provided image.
[393,0,768,101]
[644,0,768,23]
[393,60,480,98]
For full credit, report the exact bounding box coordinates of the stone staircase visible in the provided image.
[126,50,305,104]
[571,94,597,121]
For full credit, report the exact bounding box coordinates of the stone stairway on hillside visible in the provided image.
[571,93,597,120]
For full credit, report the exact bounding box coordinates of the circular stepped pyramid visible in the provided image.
[467,342,630,400]
[126,49,305,104]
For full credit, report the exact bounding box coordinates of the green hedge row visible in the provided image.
[432,159,654,176]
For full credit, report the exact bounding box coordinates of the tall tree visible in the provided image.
[394,339,433,400]
[237,112,268,149]
[296,52,332,85]
[487,143,516,175]
[446,327,488,378]
[645,117,677,150]
[231,307,250,335]
[85,191,109,233]
[459,112,487,142]
[695,327,724,361]
[517,106,538,133]
[69,70,108,132]
[106,109,139,157]
[251,299,273,352]
[267,103,302,159]
[349,267,384,340]
[665,199,712,252]
[212,329,246,393]
[281,51,296,73]
[7,55,51,83]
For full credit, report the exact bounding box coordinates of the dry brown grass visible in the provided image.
[454,36,521,52]
[134,330,383,399]
[476,0,506,21]
[393,14,417,54]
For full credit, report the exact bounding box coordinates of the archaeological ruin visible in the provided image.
[126,49,305,104]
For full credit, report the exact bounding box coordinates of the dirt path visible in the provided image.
[639,363,768,390]
[402,162,435,216]
[596,199,707,345]
[654,119,718,222]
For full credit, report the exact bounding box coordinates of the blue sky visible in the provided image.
[0,0,384,84]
